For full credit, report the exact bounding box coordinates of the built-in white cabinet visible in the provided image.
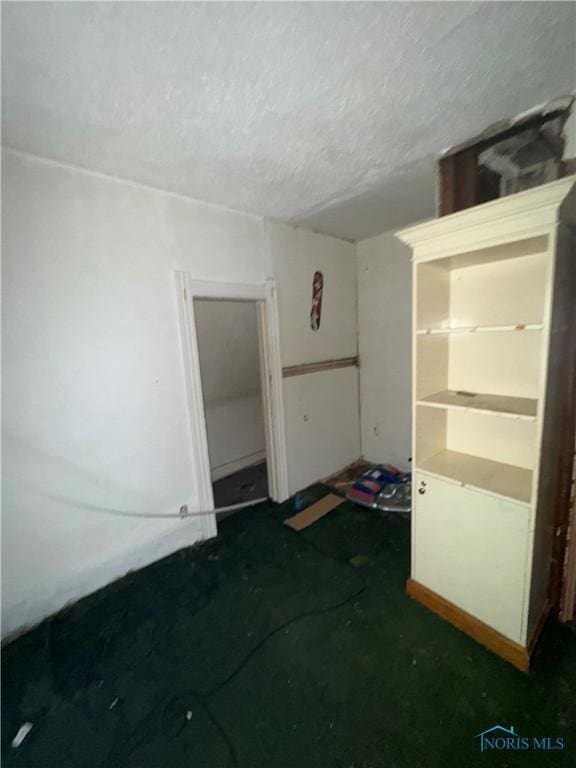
[413,472,527,643]
[398,177,576,670]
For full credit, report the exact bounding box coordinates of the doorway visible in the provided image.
[175,274,289,531]
[194,297,268,512]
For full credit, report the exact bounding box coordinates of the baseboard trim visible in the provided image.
[406,578,531,672]
[210,451,266,482]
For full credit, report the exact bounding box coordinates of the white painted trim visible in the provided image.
[185,278,267,301]
[520,233,558,640]
[175,272,216,539]
[410,247,418,578]
[397,176,575,249]
[257,302,276,498]
[264,278,290,501]
[175,274,289,520]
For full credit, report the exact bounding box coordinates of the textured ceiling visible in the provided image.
[2,2,575,241]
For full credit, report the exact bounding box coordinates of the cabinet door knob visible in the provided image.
[418,487,426,495]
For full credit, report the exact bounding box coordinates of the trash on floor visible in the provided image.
[292,491,315,512]
[348,554,370,568]
[346,465,411,515]
[12,722,33,749]
[323,459,374,491]
[284,493,344,531]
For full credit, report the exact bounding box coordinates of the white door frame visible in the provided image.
[175,273,289,534]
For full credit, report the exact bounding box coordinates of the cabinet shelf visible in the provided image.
[418,449,532,505]
[416,389,537,420]
[416,323,543,335]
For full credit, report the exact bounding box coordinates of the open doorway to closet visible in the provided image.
[194,297,268,513]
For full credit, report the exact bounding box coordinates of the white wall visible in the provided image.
[2,150,360,636]
[283,367,360,492]
[357,230,412,471]
[269,222,358,366]
[1,150,268,637]
[268,221,360,493]
[194,299,265,480]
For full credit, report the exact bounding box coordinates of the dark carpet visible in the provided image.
[2,487,576,767]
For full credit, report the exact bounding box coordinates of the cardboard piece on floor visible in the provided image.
[284,494,344,531]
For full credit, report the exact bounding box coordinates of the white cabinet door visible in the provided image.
[413,472,530,643]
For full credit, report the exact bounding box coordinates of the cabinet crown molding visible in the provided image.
[397,176,575,260]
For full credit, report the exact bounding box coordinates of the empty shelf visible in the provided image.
[418,450,532,504]
[417,390,537,420]
[416,324,543,335]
